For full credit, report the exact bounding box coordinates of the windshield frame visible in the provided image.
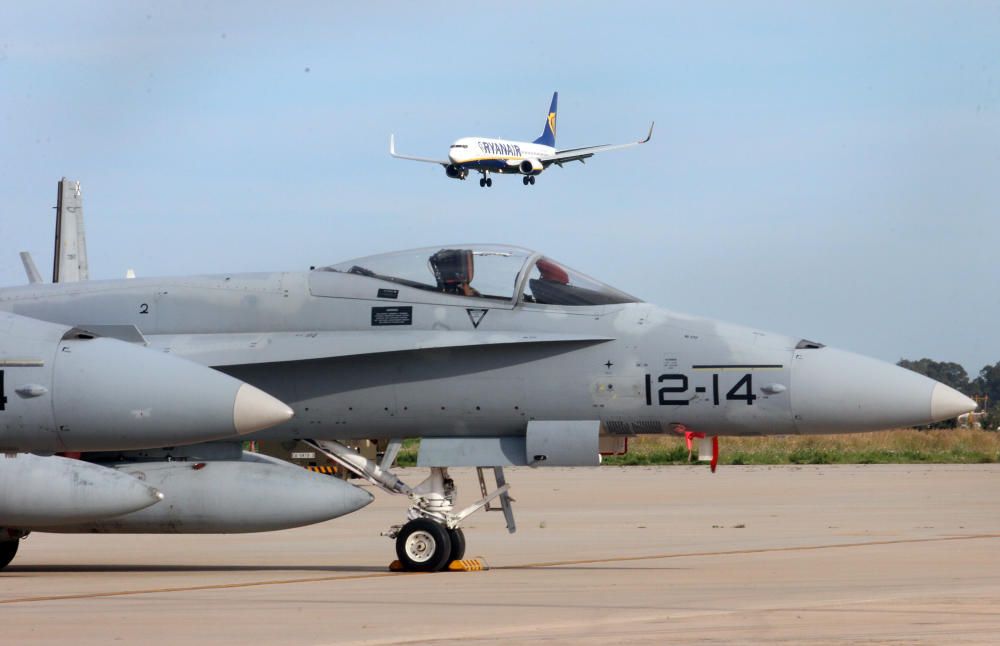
[513,251,543,305]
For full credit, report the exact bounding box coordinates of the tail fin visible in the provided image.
[533,92,557,147]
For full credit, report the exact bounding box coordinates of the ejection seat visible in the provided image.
[430,249,479,297]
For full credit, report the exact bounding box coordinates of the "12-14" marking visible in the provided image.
[645,373,757,407]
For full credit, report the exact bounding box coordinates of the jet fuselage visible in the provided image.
[0,245,973,443]
[446,137,553,175]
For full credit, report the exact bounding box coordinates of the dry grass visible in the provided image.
[603,429,1000,465]
[397,429,1000,467]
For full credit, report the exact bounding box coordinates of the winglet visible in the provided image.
[389,134,397,157]
[641,122,654,144]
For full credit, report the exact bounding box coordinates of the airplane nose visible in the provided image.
[791,347,977,433]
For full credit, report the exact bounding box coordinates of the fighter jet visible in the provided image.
[390,92,653,187]
[0,243,976,571]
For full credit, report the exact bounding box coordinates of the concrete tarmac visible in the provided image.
[2,464,999,644]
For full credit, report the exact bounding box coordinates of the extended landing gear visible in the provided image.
[478,173,493,188]
[393,521,468,572]
[395,518,452,572]
[448,527,466,561]
[304,439,513,572]
[521,176,536,186]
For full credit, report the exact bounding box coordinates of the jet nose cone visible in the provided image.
[791,347,974,434]
[233,384,295,434]
[931,383,978,421]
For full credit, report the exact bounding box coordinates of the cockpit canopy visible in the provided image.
[321,244,639,306]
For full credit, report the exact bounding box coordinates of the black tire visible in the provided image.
[486,178,493,187]
[479,178,485,187]
[395,519,452,572]
[529,176,535,185]
[447,528,466,561]
[522,176,529,185]
[0,540,18,570]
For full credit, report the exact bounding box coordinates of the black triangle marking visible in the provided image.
[466,308,488,329]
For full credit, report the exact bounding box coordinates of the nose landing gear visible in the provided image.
[395,518,453,572]
[304,439,514,572]
[479,172,493,188]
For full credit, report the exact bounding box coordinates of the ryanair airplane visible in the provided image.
[390,92,653,187]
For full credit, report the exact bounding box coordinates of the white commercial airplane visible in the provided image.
[390,92,653,187]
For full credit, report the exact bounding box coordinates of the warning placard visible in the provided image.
[371,306,412,326]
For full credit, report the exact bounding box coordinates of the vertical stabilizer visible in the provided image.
[52,178,89,283]
[532,92,558,147]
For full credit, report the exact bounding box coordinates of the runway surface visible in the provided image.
[3,464,999,644]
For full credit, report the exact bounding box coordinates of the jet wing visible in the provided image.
[389,134,449,166]
[540,122,654,167]
[149,330,613,367]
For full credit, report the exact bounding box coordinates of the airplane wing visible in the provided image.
[148,330,614,367]
[539,122,654,167]
[389,134,449,166]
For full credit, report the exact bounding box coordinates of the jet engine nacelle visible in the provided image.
[35,452,373,533]
[445,164,468,180]
[0,453,162,527]
[0,312,292,453]
[518,158,543,175]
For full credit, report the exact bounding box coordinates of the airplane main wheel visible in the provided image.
[447,528,466,561]
[479,178,486,187]
[529,176,535,185]
[485,178,493,187]
[395,518,452,572]
[0,540,18,570]
[522,176,529,185]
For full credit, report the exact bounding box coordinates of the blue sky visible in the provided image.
[1,2,998,374]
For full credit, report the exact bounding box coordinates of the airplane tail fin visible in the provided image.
[52,178,88,283]
[532,92,557,147]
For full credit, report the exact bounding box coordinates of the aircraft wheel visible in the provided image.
[486,178,493,187]
[0,540,18,570]
[395,518,452,572]
[447,528,466,561]
[479,178,486,187]
[522,176,529,186]
[529,176,536,185]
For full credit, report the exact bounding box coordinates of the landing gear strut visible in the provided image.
[304,439,514,572]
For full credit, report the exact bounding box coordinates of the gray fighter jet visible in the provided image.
[0,243,976,571]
